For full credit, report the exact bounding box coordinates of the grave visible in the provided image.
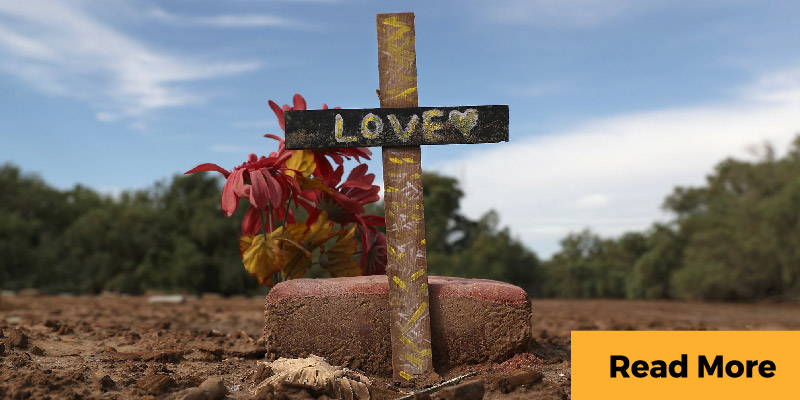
[264,276,532,377]
[266,12,528,383]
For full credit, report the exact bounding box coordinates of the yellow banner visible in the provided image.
[572,331,800,399]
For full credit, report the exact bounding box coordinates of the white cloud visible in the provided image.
[0,0,259,120]
[148,8,299,28]
[433,68,800,258]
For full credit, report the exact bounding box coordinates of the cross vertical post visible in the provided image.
[376,12,434,382]
[283,11,509,385]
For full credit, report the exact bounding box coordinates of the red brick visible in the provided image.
[264,276,532,376]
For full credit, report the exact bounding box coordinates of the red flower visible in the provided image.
[185,136,301,234]
[268,93,373,178]
[307,163,385,271]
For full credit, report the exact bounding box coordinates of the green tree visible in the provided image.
[422,172,542,295]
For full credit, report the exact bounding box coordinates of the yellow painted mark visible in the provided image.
[393,276,408,292]
[334,114,357,143]
[423,109,444,140]
[385,186,399,193]
[418,282,427,295]
[401,334,420,352]
[389,157,404,164]
[387,210,395,217]
[409,213,422,220]
[399,370,413,381]
[402,157,415,163]
[361,113,382,139]
[392,86,417,100]
[391,202,399,209]
[386,172,401,177]
[404,353,424,368]
[410,269,425,281]
[418,349,432,357]
[403,302,428,332]
[381,16,410,41]
[388,246,404,259]
[421,238,426,245]
[399,74,417,83]
[387,41,415,64]
[413,204,421,210]
[388,114,418,141]
[411,173,420,179]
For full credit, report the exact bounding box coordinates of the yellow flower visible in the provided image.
[239,231,285,285]
[284,149,315,178]
[321,226,361,277]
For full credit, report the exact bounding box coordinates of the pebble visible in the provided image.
[96,374,117,391]
[497,370,543,393]
[136,374,176,396]
[0,342,5,356]
[9,328,28,349]
[29,346,45,356]
[147,295,186,304]
[173,377,228,400]
[433,379,485,400]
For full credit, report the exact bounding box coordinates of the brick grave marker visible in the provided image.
[276,12,514,383]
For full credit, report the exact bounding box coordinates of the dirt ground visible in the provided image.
[2,293,800,400]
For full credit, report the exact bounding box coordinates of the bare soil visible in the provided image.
[2,293,799,399]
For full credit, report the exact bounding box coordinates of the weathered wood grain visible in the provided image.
[377,12,434,383]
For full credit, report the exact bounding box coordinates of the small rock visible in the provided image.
[0,328,5,338]
[234,330,251,340]
[29,346,45,356]
[137,374,176,396]
[173,377,228,400]
[44,320,61,330]
[9,328,28,349]
[497,370,543,393]
[176,387,208,400]
[199,378,228,400]
[432,379,484,400]
[57,325,73,335]
[147,295,186,304]
[0,342,5,356]
[96,374,117,391]
[247,363,272,383]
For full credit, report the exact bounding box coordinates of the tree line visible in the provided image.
[543,136,800,301]
[1,135,799,301]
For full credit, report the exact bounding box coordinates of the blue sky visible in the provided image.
[1,0,799,257]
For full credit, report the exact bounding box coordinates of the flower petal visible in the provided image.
[293,93,306,110]
[221,168,244,216]
[249,169,270,209]
[262,168,283,207]
[268,100,286,131]
[185,163,230,178]
[241,205,262,235]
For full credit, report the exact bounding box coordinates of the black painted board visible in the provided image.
[284,105,509,149]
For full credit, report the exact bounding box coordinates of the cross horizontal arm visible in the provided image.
[284,105,508,149]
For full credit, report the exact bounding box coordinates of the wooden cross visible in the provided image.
[284,12,508,383]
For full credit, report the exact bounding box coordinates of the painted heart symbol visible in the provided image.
[448,109,478,137]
